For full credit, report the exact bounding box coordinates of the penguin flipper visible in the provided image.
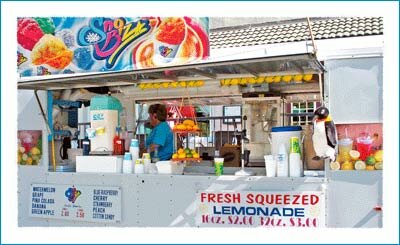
[325,121,338,148]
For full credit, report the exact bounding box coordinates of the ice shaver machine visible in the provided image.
[88,94,122,154]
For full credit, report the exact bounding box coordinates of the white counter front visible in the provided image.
[18,164,382,227]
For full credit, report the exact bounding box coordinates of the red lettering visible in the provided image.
[246,193,254,204]
[255,194,265,205]
[209,193,216,203]
[275,194,282,204]
[232,193,241,203]
[201,193,241,204]
[284,195,290,205]
[302,195,309,205]
[310,195,319,205]
[265,195,273,204]
[200,193,207,202]
[292,195,300,205]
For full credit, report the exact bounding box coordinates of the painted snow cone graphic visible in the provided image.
[17,18,44,51]
[18,17,73,70]
[154,17,187,63]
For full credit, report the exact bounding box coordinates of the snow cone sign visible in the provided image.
[196,191,326,227]
[17,17,209,77]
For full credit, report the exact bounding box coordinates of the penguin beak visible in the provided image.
[312,115,319,122]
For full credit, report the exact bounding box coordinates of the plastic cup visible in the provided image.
[264,155,276,177]
[214,158,224,176]
[356,137,373,161]
[338,138,353,161]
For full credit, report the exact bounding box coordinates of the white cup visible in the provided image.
[264,155,276,177]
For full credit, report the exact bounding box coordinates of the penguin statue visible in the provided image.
[312,106,337,161]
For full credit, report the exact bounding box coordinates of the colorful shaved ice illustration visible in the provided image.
[33,17,55,34]
[156,17,186,45]
[17,18,44,51]
[30,34,73,69]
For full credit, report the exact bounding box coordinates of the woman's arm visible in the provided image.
[148,143,159,152]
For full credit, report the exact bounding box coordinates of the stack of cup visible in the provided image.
[264,155,276,177]
[142,153,151,174]
[123,152,133,174]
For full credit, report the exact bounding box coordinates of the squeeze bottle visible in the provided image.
[289,137,303,177]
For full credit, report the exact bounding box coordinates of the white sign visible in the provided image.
[196,191,325,227]
[29,184,121,223]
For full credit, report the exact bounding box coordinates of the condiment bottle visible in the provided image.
[289,137,303,177]
[113,127,124,155]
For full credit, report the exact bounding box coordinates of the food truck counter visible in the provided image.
[18,163,381,227]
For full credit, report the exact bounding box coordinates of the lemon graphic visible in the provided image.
[230,78,239,85]
[162,82,170,88]
[341,161,354,170]
[188,80,196,87]
[195,80,205,87]
[354,160,366,170]
[293,74,304,81]
[273,76,282,83]
[265,76,274,83]
[303,74,313,81]
[374,162,383,170]
[256,77,265,84]
[349,150,360,161]
[366,165,375,171]
[282,75,293,82]
[248,77,256,84]
[239,78,247,85]
[330,161,340,170]
[374,150,383,162]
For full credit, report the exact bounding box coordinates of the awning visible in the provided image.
[17,53,325,90]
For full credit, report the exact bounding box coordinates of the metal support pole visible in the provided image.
[34,90,56,171]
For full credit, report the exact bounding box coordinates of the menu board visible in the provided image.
[29,184,121,223]
[196,191,326,227]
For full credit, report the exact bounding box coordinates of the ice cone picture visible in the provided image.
[154,17,187,63]
[17,18,44,51]
[30,34,73,69]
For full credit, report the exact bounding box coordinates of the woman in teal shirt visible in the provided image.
[145,104,174,161]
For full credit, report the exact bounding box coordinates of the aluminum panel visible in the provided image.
[324,57,383,123]
[327,170,382,227]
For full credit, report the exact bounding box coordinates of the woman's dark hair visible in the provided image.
[148,104,167,122]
